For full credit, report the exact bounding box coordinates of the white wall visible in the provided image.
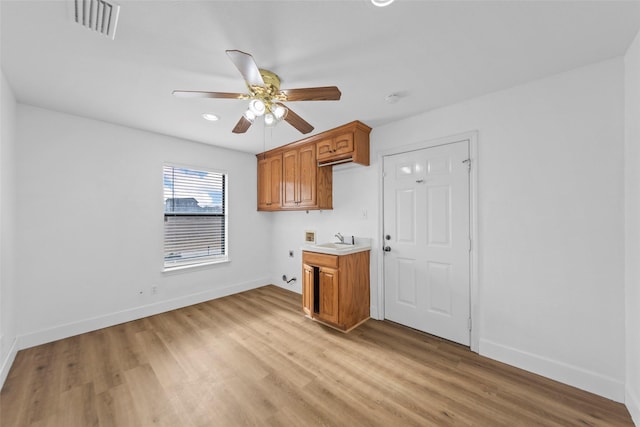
[0,70,18,386]
[624,29,640,425]
[15,105,272,347]
[270,58,626,402]
[3,53,631,409]
[268,164,379,305]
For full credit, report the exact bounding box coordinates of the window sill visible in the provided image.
[163,257,230,273]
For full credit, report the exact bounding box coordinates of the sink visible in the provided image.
[315,242,354,251]
[302,240,372,256]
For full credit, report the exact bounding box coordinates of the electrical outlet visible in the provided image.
[151,286,158,295]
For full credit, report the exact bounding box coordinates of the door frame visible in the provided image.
[376,131,480,352]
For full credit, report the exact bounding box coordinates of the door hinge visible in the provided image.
[468,237,472,252]
[468,317,472,331]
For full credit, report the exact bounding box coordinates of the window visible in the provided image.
[163,165,227,269]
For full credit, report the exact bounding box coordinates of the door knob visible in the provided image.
[383,246,391,252]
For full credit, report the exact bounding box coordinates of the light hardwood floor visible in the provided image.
[1,285,633,426]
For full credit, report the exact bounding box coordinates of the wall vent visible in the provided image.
[69,0,120,40]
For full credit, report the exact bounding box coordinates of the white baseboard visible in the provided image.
[627,385,640,426]
[0,336,18,389]
[18,278,267,350]
[480,338,625,403]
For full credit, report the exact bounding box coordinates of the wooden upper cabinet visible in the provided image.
[256,121,369,211]
[317,132,354,163]
[282,149,298,208]
[316,122,370,166]
[298,144,317,207]
[257,153,282,211]
[282,144,330,209]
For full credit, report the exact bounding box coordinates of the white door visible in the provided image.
[383,141,470,346]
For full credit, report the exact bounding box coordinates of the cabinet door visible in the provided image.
[318,267,339,324]
[268,154,282,208]
[257,154,282,210]
[302,263,314,316]
[316,138,335,161]
[333,132,354,156]
[282,149,298,208]
[316,133,354,163]
[257,157,270,209]
[298,144,317,207]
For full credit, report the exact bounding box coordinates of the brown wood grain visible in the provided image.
[281,104,314,134]
[1,285,633,426]
[303,252,338,269]
[257,153,282,211]
[280,86,341,102]
[338,250,370,329]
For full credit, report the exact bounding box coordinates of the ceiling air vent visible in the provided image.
[69,0,121,40]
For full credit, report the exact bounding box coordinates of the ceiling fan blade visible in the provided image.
[172,90,246,99]
[278,103,314,134]
[279,86,341,102]
[232,116,253,134]
[226,50,265,87]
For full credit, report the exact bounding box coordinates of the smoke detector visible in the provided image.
[68,0,121,40]
[385,93,400,104]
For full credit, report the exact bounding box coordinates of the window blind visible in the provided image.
[163,165,227,268]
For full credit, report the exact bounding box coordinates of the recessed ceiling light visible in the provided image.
[202,113,219,121]
[371,0,394,7]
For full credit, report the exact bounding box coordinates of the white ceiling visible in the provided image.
[2,0,639,154]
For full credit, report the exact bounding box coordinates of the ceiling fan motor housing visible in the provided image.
[249,69,286,113]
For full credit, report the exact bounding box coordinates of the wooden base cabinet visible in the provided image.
[302,250,370,332]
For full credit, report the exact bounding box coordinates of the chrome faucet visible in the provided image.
[335,233,345,243]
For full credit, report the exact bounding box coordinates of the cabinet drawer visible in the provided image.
[303,251,338,269]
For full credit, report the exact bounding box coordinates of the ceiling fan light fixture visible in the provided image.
[264,113,275,126]
[243,109,256,122]
[248,99,266,116]
[371,0,394,6]
[272,104,287,120]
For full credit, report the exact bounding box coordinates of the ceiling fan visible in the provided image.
[173,50,342,134]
